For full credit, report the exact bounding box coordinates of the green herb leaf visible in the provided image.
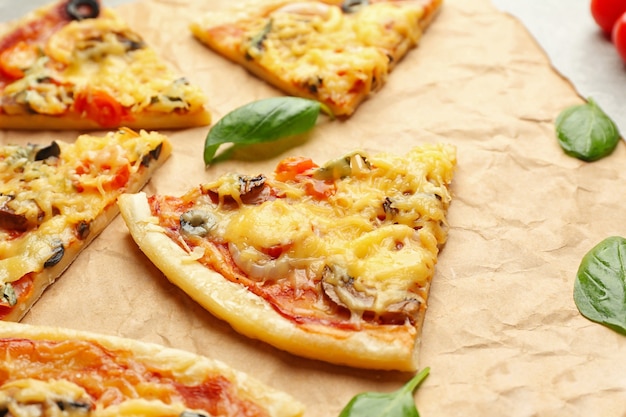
[555,98,621,162]
[204,97,321,166]
[1,283,16,307]
[338,367,430,417]
[574,236,626,335]
[249,19,272,52]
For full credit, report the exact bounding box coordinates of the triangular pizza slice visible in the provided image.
[0,0,210,130]
[190,0,442,116]
[118,144,456,371]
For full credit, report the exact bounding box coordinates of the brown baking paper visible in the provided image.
[2,0,626,415]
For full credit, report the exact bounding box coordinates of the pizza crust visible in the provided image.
[0,321,305,417]
[0,109,211,131]
[3,202,118,322]
[118,192,420,371]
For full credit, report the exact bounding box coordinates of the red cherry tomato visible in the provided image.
[591,0,626,34]
[612,12,626,62]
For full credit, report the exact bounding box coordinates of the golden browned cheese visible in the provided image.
[190,0,441,116]
[1,6,209,128]
[0,129,171,315]
[197,144,456,318]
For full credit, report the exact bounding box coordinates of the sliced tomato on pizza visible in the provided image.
[0,0,210,130]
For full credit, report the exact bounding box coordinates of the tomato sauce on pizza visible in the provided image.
[0,338,268,416]
[0,322,304,417]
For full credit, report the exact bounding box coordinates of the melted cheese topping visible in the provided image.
[0,128,169,290]
[192,0,429,114]
[0,337,269,417]
[0,379,197,417]
[185,144,455,320]
[1,10,206,121]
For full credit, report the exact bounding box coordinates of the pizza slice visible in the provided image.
[118,144,456,371]
[0,128,172,321]
[0,321,304,417]
[0,0,210,130]
[190,0,443,117]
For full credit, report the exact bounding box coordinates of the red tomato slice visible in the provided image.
[0,41,39,80]
[591,0,626,34]
[275,156,318,182]
[612,11,626,62]
[73,89,127,128]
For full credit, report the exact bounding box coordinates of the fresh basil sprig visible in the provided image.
[338,367,430,417]
[555,98,621,162]
[574,236,626,335]
[203,97,323,166]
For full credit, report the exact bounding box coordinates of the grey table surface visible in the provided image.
[1,0,625,135]
[491,0,626,137]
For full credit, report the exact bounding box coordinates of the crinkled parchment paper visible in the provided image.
[2,0,626,415]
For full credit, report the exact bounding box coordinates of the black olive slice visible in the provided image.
[180,210,216,237]
[341,0,369,13]
[75,220,91,240]
[44,244,65,268]
[34,141,61,161]
[1,283,17,307]
[180,412,209,417]
[238,174,266,195]
[55,400,92,412]
[141,143,164,167]
[382,197,399,219]
[66,0,100,21]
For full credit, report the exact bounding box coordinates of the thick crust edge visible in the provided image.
[118,192,420,372]
[0,321,304,417]
[0,108,211,131]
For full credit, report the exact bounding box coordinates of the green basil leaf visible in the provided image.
[555,98,621,162]
[204,97,321,166]
[574,236,626,335]
[338,367,430,417]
